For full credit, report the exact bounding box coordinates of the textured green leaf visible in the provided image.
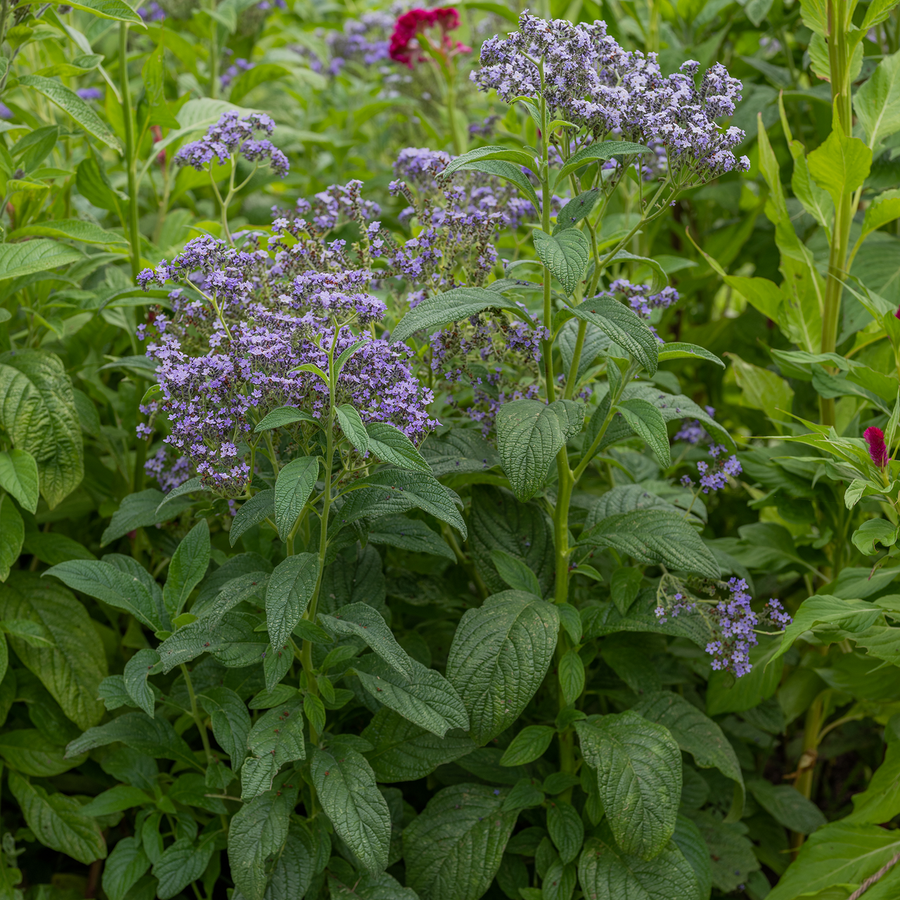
[334,470,467,538]
[330,871,421,899]
[456,158,541,211]
[367,515,456,561]
[617,399,671,467]
[9,771,106,864]
[747,779,827,834]
[274,456,318,540]
[548,802,584,865]
[533,229,590,295]
[0,494,23,581]
[555,140,650,183]
[230,489,275,546]
[101,489,195,545]
[575,712,682,860]
[570,297,659,375]
[354,655,469,737]
[0,240,83,282]
[336,404,370,452]
[693,813,760,893]
[577,832,700,900]
[440,144,536,178]
[153,836,215,900]
[774,594,881,659]
[446,591,559,743]
[554,189,601,234]
[496,399,573,501]
[808,126,872,206]
[490,548,543,595]
[78,784,152,816]
[579,510,719,580]
[367,422,431,473]
[500,725,556,767]
[0,728,82,777]
[46,558,169,632]
[312,744,391,873]
[163,520,210,618]
[362,708,476,782]
[200,686,251,772]
[558,649,585,706]
[855,49,900,147]
[265,553,318,649]
[66,712,198,771]
[672,814,712,900]
[0,572,105,729]
[102,837,151,900]
[390,287,527,344]
[0,350,83,508]
[0,448,39,512]
[7,218,128,245]
[48,0,143,21]
[253,405,318,432]
[228,787,295,900]
[420,429,500,478]
[122,648,160,718]
[542,860,577,900]
[404,784,518,900]
[657,342,725,369]
[706,640,783,715]
[321,601,414,677]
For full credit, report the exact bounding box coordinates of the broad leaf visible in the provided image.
[0,448,39,512]
[163,520,210,618]
[274,457,319,542]
[617,398,671,467]
[747,779,827,834]
[569,297,659,375]
[807,124,872,206]
[230,489,275,546]
[122,649,160,718]
[855,49,900,147]
[200,686,251,772]
[7,218,128,245]
[102,489,196,545]
[321,602,414,677]
[533,229,590,295]
[500,725,556,767]
[0,240,82,282]
[548,801,585,864]
[102,837,151,900]
[265,553,318,649]
[0,495,23,581]
[555,140,650,183]
[367,422,431,473]
[153,836,215,900]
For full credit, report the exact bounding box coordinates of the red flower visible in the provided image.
[865,426,889,467]
[389,7,469,68]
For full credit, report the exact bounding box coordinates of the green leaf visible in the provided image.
[228,787,295,900]
[577,832,700,900]
[657,342,725,369]
[230,489,275,546]
[362,708,476,782]
[312,745,391,873]
[609,566,643,616]
[153,836,215,900]
[333,470,467,538]
[227,61,291,103]
[274,456,318,541]
[320,602,414,678]
[579,510,719,580]
[861,189,900,241]
[102,837,151,900]
[390,286,528,344]
[490,548,543,595]
[46,558,169,632]
[0,494,23,581]
[853,518,900,555]
[101,489,195,545]
[367,515,456,561]
[79,784,152,816]
[232,822,316,900]
[706,640,783,716]
[336,404,370,453]
[807,124,872,206]
[330,871,420,899]
[404,783,518,900]
[455,158,541,212]
[254,406,318,432]
[0,449,39,513]
[47,0,143,21]
[122,648,160,718]
[0,618,54,648]
[9,771,106,864]
[728,352,796,428]
[243,699,306,797]
[0,728,82,777]
[445,590,559,744]
[440,145,536,178]
[495,399,574,501]
[765,823,900,900]
[558,649,585,706]
[7,219,128,245]
[548,802,584,865]
[367,422,431,473]
[846,737,900,824]
[747,779,827,834]
[533,229,590,295]
[500,725,556,766]
[0,239,83,282]
[555,140,650,184]
[265,553,319,650]
[855,49,900,147]
[0,572,106,729]
[163,520,210,618]
[0,350,83,508]
[199,686,251,772]
[353,656,469,738]
[570,297,659,375]
[774,595,881,660]
[19,76,122,151]
[632,692,744,819]
[575,712,681,860]
[554,188,601,234]
[66,712,198,772]
[617,399,671,467]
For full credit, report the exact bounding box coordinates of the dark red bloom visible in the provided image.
[389,7,469,68]
[865,426,889,467]
[895,305,900,319]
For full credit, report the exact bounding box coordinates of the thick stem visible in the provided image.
[791,695,824,852]
[181,664,213,767]
[120,24,141,280]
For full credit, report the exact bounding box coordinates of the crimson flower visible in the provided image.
[389,7,470,68]
[865,426,890,467]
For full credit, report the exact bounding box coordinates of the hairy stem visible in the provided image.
[120,23,141,280]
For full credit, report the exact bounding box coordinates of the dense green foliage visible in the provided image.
[2,0,900,898]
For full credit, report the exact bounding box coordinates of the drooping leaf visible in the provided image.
[122,649,161,718]
[320,602,414,678]
[747,780,827,834]
[153,836,216,900]
[230,489,275,546]
[367,422,431,473]
[569,297,659,375]
[548,801,585,865]
[0,448,39,512]
[163,520,210,618]
[101,489,196,545]
[102,837,151,900]
[200,686,251,772]
[616,398,671,467]
[265,553,319,650]
[367,515,456,561]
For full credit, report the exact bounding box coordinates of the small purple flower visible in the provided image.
[76,87,103,101]
[0,103,12,120]
[138,0,165,20]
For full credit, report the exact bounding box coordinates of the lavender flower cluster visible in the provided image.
[473,13,750,184]
[137,228,437,493]
[175,111,289,178]
[294,10,394,76]
[681,444,742,493]
[610,279,679,318]
[674,405,716,444]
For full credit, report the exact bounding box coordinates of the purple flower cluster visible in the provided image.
[145,448,192,493]
[674,405,716,444]
[137,226,437,493]
[138,1,165,21]
[76,87,103,101]
[707,577,757,676]
[174,111,289,178]
[654,592,695,624]
[473,13,750,184]
[610,279,679,318]
[681,444,741,493]
[221,57,253,90]
[294,11,394,75]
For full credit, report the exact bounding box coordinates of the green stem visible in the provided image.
[445,65,463,156]
[538,77,555,402]
[181,664,213,768]
[120,23,141,280]
[792,694,824,852]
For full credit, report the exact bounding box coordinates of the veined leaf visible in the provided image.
[555,140,650,183]
[163,520,210,618]
[617,398,671,467]
[533,229,590,295]
[0,495,23,582]
[265,553,319,650]
[0,448,39,512]
[274,456,318,541]
[7,219,128,245]
[367,422,431,473]
[0,240,83,282]
[320,602,414,678]
[569,297,659,375]
[48,0,143,21]
[229,489,275,546]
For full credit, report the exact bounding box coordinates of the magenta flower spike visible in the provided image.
[865,426,890,468]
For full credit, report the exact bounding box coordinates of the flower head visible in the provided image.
[390,7,470,68]
[865,426,890,467]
